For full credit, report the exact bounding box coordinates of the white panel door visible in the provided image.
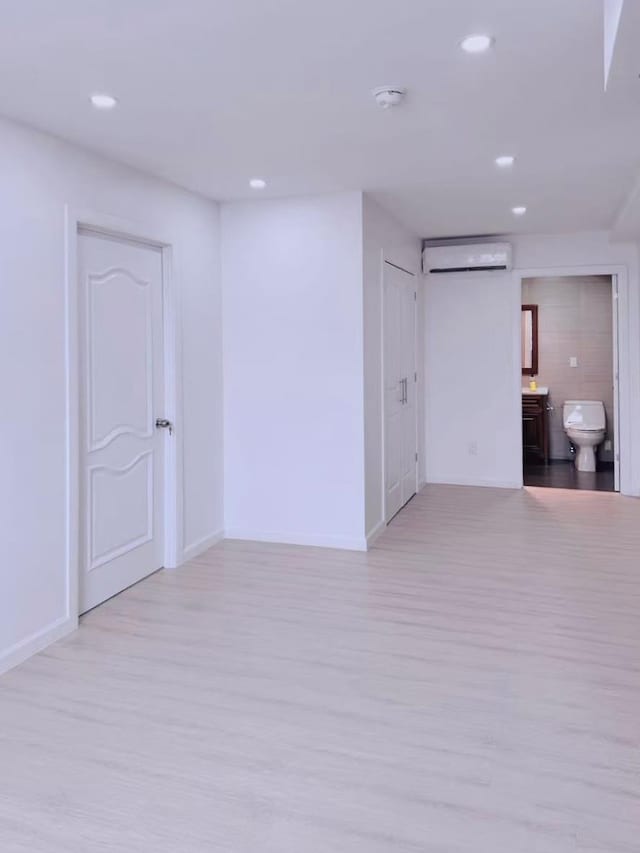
[400,274,418,503]
[79,231,165,614]
[384,262,417,522]
[384,266,404,521]
[612,274,620,492]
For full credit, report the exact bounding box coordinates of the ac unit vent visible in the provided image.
[423,243,512,274]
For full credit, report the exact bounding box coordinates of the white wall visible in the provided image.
[604,0,625,88]
[424,231,640,495]
[425,270,523,489]
[0,117,223,673]
[362,195,422,538]
[222,192,367,549]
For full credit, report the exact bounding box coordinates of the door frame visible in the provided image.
[65,206,183,621]
[514,264,627,493]
[381,258,419,523]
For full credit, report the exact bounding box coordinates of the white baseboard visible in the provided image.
[225,528,368,552]
[426,476,523,490]
[0,615,77,677]
[182,529,225,563]
[365,519,387,549]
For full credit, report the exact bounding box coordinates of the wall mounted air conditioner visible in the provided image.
[422,242,512,274]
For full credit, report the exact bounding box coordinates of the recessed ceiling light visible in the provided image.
[90,93,118,110]
[461,34,494,53]
[495,155,515,168]
[249,178,267,189]
[512,206,527,216]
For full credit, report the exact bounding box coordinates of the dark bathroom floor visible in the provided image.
[524,459,615,492]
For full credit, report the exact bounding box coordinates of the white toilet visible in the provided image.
[562,401,606,472]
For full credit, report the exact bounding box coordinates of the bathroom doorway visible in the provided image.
[520,274,619,492]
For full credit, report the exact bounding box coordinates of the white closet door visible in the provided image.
[78,231,166,614]
[400,276,418,503]
[384,262,417,522]
[384,266,404,520]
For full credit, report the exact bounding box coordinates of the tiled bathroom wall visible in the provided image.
[522,275,614,462]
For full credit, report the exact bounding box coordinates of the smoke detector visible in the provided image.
[372,86,407,109]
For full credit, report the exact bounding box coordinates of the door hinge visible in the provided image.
[414,291,417,301]
[415,452,418,461]
[414,371,417,382]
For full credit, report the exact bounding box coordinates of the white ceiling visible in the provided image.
[1,0,639,238]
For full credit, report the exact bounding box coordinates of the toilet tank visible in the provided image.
[563,400,606,430]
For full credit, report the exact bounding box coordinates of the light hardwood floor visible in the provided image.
[1,485,640,852]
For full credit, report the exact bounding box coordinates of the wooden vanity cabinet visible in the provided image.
[522,393,549,464]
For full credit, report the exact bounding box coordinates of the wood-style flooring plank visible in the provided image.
[1,485,639,852]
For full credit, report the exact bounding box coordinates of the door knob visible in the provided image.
[155,418,174,435]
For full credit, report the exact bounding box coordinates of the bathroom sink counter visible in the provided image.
[522,386,549,395]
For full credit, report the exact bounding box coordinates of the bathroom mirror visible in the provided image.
[522,304,539,375]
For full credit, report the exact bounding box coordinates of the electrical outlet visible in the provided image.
[468,441,478,456]
[569,356,578,368]
[604,440,612,452]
